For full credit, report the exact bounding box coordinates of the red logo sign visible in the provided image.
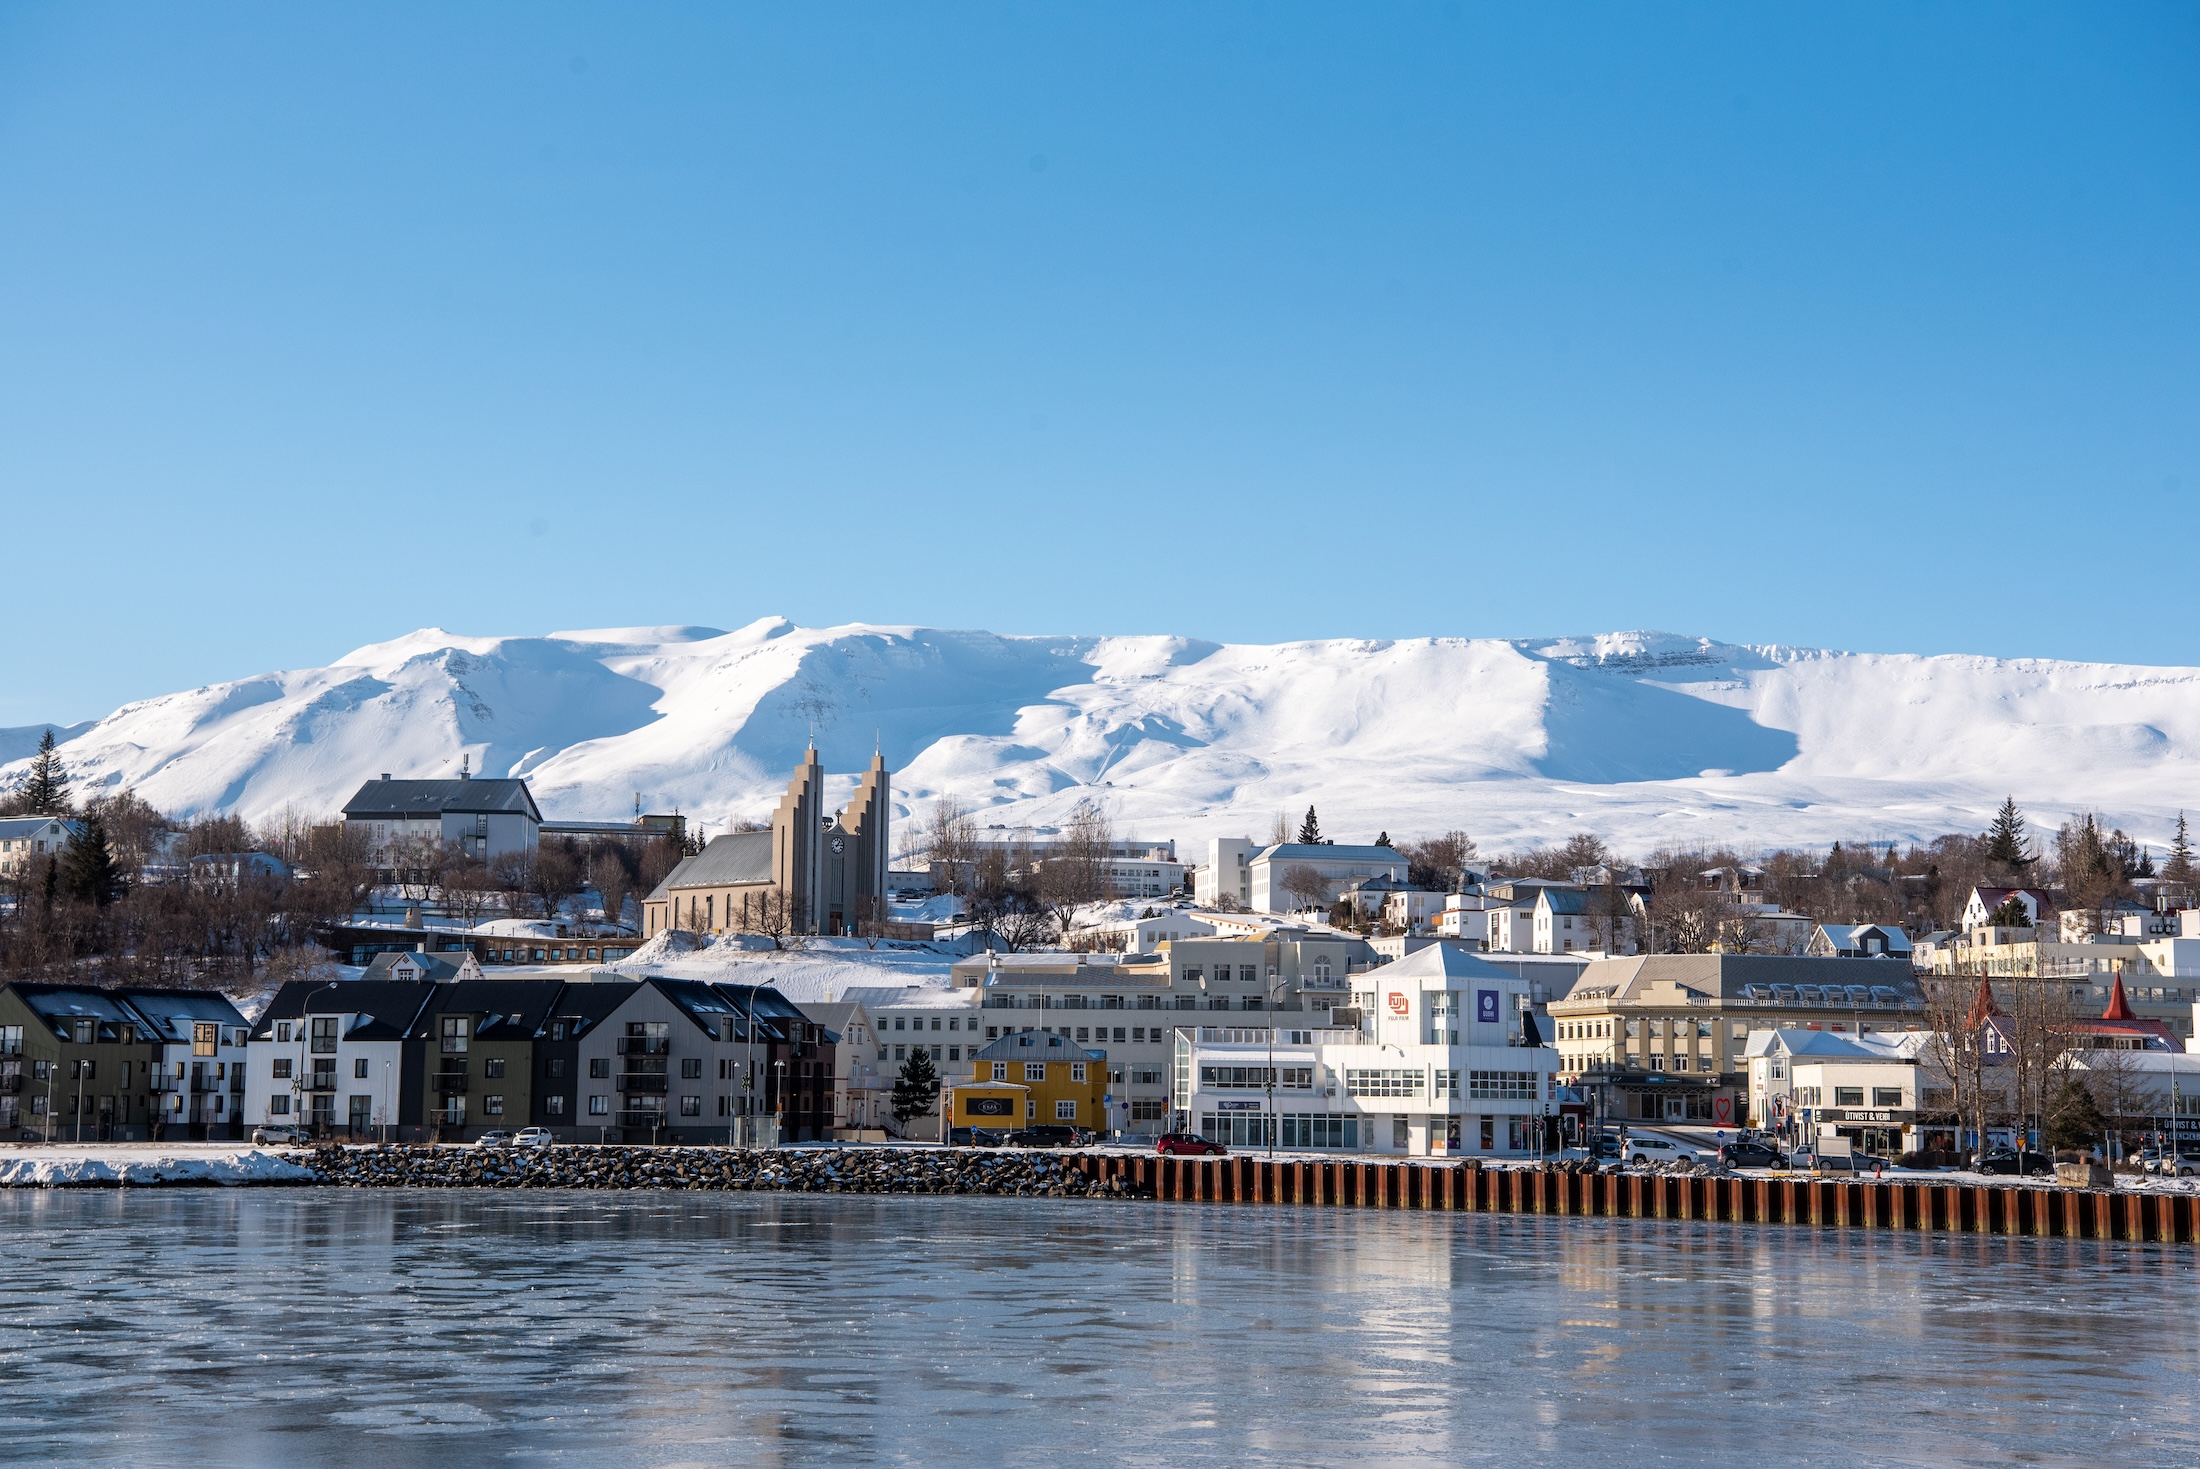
[1387,992,1409,1016]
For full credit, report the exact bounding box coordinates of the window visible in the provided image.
[271,1058,292,1080]
[441,1016,469,1055]
[484,1058,506,1080]
[1071,1062,1087,1082]
[1649,1056,1665,1071]
[894,1017,906,1030]
[930,1045,942,1060]
[309,1017,338,1054]
[1279,1114,1358,1148]
[1872,1087,1903,1108]
[1673,1056,1690,1072]
[193,1022,219,1057]
[588,1057,610,1079]
[1130,1066,1163,1085]
[1199,1065,1274,1089]
[680,1058,702,1079]
[680,1095,702,1117]
[1434,1069,1460,1099]
[483,1095,505,1117]
[545,1095,566,1116]
[1055,1100,1078,1121]
[1468,1071,1539,1100]
[270,1095,290,1115]
[588,1095,609,1116]
[1184,967,1203,984]
[948,1047,961,1062]
[274,1021,291,1044]
[1240,965,1258,984]
[892,1045,906,1061]
[1344,1069,1423,1098]
[991,1062,1007,1081]
[1834,1087,1865,1107]
[1131,1097,1169,1123]
[1023,1062,1047,1082]
[929,1018,942,1032]
[355,1058,370,1079]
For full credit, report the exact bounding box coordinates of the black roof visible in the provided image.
[341,778,542,822]
[116,989,251,1042]
[408,979,569,1040]
[252,981,441,1042]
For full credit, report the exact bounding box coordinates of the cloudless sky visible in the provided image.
[3,3,2196,724]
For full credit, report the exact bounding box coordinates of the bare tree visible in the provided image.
[740,886,808,950]
[1279,864,1331,912]
[444,856,494,929]
[924,795,978,897]
[1921,973,1993,1160]
[1037,799,1113,936]
[531,840,584,923]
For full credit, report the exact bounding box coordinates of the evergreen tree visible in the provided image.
[1984,797,2033,870]
[2167,813,2195,887]
[2045,1079,2105,1154]
[1296,806,1322,845]
[57,809,119,907]
[21,730,70,816]
[1984,895,2031,928]
[891,1047,940,1126]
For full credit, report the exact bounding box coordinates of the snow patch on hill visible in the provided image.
[10,621,2200,854]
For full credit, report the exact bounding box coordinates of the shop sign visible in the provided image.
[1477,990,1500,1024]
[1217,1099,1262,1112]
[966,1097,1015,1118]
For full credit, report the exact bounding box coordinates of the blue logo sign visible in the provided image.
[1476,990,1500,1024]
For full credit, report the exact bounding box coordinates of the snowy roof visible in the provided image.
[1255,844,1406,863]
[1376,942,1520,987]
[1814,923,1914,954]
[649,829,774,898]
[342,778,542,822]
[971,1030,1103,1061]
[0,817,76,840]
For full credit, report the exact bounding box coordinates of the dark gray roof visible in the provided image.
[972,1030,1103,1061]
[361,952,470,983]
[650,830,774,898]
[341,778,542,822]
[410,980,570,1040]
[251,981,441,1042]
[119,990,251,1041]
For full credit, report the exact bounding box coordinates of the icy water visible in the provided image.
[0,1191,2193,1467]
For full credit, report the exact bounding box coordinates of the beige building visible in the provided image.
[1545,955,1927,1126]
[642,747,891,939]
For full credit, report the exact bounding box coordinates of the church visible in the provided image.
[641,748,892,939]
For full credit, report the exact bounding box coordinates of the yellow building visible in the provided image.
[947,1031,1107,1132]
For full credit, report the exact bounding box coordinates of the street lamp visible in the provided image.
[773,1059,787,1147]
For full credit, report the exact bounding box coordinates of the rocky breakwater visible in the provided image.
[294,1143,1147,1198]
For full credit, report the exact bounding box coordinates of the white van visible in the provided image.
[1625,1136,1700,1166]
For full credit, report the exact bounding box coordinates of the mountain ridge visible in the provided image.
[7,622,2196,855]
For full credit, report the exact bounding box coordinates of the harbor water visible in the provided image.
[0,1189,2192,1466]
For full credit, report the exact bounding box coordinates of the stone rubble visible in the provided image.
[289,1143,1147,1198]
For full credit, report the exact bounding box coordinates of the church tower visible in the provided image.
[771,746,826,932]
[837,750,892,933]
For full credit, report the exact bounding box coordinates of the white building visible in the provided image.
[244,982,432,1138]
[1194,837,1259,909]
[1806,924,1915,960]
[1173,943,1558,1156]
[0,817,77,878]
[1744,1027,1929,1155]
[1960,886,2053,930]
[130,991,253,1140]
[1249,843,1408,914]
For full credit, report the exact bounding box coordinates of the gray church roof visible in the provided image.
[342,777,542,822]
[649,829,774,899]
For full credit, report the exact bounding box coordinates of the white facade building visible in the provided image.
[1174,943,1558,1155]
[1249,843,1408,914]
[1194,837,1259,909]
[0,817,76,878]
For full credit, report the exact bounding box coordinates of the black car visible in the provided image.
[1975,1148,2052,1177]
[1718,1141,1788,1169]
[1008,1125,1091,1148]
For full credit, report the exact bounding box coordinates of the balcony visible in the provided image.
[616,1073,668,1095]
[0,1074,22,1095]
[614,1111,669,1130]
[432,1071,469,1094]
[617,1036,670,1056]
[304,1073,341,1093]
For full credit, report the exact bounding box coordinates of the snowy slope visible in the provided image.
[10,621,2200,854]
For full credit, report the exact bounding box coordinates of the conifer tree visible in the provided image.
[21,730,70,816]
[57,809,118,907]
[1984,797,2033,870]
[1296,806,1322,845]
[891,1047,940,1126]
[2167,813,2195,887]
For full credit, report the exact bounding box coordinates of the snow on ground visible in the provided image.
[19,621,2200,855]
[606,931,962,1005]
[0,1145,314,1186]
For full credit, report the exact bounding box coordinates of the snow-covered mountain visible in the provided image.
[12,619,2200,855]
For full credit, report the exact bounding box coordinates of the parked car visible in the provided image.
[1624,1136,1701,1167]
[513,1127,554,1148]
[1155,1132,1227,1157]
[474,1130,514,1148]
[1974,1148,2052,1177]
[250,1124,303,1146]
[1558,1138,1623,1164]
[1718,1141,1788,1169]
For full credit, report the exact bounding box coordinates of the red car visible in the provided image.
[1155,1132,1227,1156]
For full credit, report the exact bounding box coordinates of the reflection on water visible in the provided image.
[0,1190,2190,1466]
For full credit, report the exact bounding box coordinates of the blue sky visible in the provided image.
[2,4,2195,725]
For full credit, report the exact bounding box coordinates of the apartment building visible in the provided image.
[1172,943,1558,1156]
[0,982,250,1142]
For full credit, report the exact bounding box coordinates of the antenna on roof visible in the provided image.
[460,752,470,780]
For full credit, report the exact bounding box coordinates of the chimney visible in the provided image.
[381,773,392,781]
[460,753,471,780]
